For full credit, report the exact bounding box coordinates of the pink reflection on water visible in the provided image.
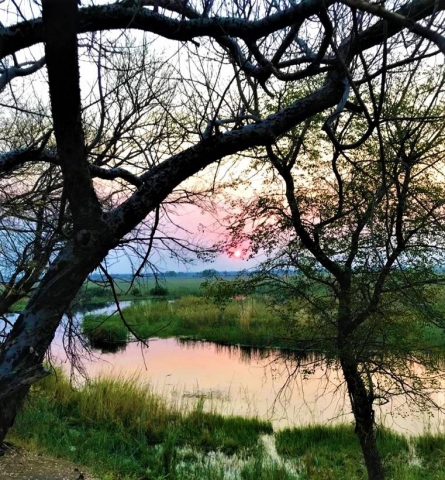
[50,331,445,434]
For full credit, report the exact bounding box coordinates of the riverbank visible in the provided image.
[82,295,297,349]
[81,295,445,355]
[7,370,445,480]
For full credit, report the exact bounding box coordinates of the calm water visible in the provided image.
[45,303,445,435]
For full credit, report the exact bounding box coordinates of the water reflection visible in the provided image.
[176,339,276,364]
[7,302,445,435]
[75,301,132,317]
[175,338,326,367]
[50,331,445,434]
[73,302,114,313]
[86,337,128,354]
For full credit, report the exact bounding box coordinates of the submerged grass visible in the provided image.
[82,295,296,349]
[276,424,412,479]
[275,424,445,480]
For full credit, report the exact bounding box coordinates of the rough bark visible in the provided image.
[0,387,28,449]
[0,0,444,59]
[0,239,110,444]
[336,286,384,480]
[340,352,385,480]
[42,0,104,232]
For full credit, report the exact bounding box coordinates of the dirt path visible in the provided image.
[0,444,96,480]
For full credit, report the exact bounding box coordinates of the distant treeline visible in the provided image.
[88,270,239,280]
[87,268,299,281]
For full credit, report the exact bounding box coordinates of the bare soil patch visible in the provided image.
[0,444,96,480]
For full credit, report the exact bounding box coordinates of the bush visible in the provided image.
[150,285,169,297]
[82,314,128,345]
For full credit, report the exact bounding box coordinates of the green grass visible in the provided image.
[9,372,445,480]
[415,432,445,461]
[9,298,27,312]
[4,277,208,313]
[82,295,298,349]
[82,292,445,354]
[9,369,273,480]
[413,432,445,477]
[77,277,208,306]
[82,314,130,345]
[275,425,437,480]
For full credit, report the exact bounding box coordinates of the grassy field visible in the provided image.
[81,295,302,349]
[7,370,277,480]
[275,425,445,480]
[77,276,207,305]
[6,276,208,313]
[81,292,445,354]
[8,370,445,480]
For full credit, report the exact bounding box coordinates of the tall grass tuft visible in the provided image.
[10,368,273,479]
[10,375,445,480]
[82,295,294,349]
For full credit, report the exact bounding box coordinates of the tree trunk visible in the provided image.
[340,354,385,480]
[0,238,109,445]
[0,387,28,447]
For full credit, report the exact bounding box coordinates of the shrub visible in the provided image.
[150,285,169,297]
[82,314,128,345]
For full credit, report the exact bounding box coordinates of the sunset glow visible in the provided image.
[234,250,242,258]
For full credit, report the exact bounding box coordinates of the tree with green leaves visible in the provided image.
[225,69,445,479]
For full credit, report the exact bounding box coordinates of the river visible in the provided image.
[36,302,445,435]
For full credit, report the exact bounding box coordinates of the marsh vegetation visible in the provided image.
[8,370,445,480]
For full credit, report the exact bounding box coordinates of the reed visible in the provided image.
[82,295,293,349]
[9,373,445,479]
[10,369,273,479]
